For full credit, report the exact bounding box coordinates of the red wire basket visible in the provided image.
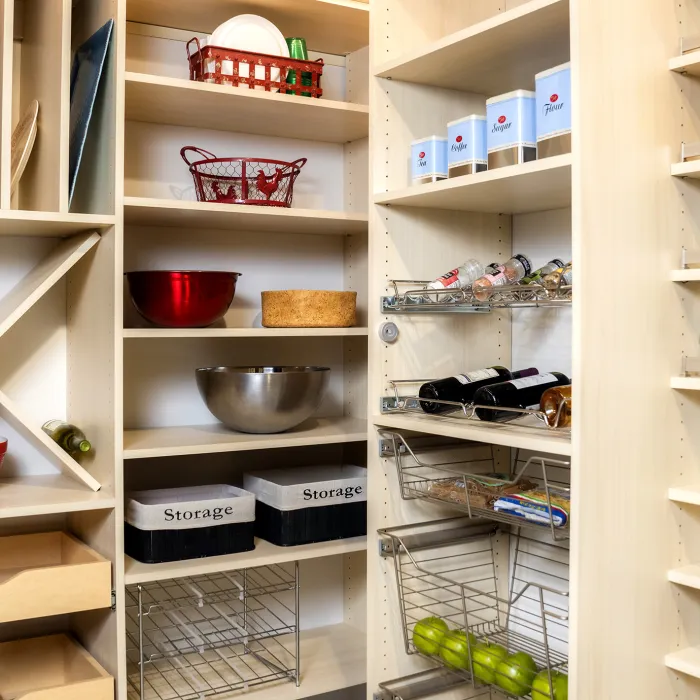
[181,147,307,208]
[186,38,324,98]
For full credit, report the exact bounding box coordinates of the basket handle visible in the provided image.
[290,158,308,171]
[180,146,217,166]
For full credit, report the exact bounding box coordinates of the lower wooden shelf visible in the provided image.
[123,327,370,338]
[125,535,367,585]
[671,376,700,390]
[124,416,368,459]
[666,646,700,680]
[373,413,572,457]
[669,564,700,590]
[0,474,116,519]
[0,633,114,700]
[669,484,700,506]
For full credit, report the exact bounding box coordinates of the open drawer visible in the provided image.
[0,532,112,623]
[0,634,114,700]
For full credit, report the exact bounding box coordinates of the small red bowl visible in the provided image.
[0,437,7,470]
[125,271,241,328]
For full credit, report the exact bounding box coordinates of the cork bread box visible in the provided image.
[262,290,357,328]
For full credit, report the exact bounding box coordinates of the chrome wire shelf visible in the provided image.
[378,517,569,699]
[126,564,300,700]
[381,279,572,314]
[382,379,572,437]
[380,431,571,540]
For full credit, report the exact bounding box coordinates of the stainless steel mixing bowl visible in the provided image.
[195,366,331,434]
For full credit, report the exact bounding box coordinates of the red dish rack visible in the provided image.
[186,37,324,98]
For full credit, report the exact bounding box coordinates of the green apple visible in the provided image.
[495,651,538,696]
[531,670,568,700]
[472,642,508,684]
[412,616,448,656]
[438,630,477,670]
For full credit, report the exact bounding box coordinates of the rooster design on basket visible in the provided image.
[256,168,283,200]
[181,147,307,208]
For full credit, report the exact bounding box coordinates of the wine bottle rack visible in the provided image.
[381,280,572,314]
[379,431,571,540]
[378,518,569,699]
[381,379,572,433]
[126,564,300,700]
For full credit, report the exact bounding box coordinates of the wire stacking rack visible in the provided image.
[378,517,569,699]
[126,563,299,700]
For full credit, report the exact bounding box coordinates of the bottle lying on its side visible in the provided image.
[42,420,92,458]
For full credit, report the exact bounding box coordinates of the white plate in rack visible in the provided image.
[209,14,290,87]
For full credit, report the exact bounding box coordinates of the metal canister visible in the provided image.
[286,37,312,97]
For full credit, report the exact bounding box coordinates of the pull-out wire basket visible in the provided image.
[378,517,569,698]
[126,564,300,700]
[380,431,571,540]
[377,668,489,700]
[181,147,306,208]
[381,279,572,313]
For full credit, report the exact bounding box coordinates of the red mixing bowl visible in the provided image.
[125,271,241,328]
[0,437,6,470]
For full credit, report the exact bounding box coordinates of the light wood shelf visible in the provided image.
[124,197,368,235]
[671,377,700,390]
[0,475,115,519]
[671,269,700,281]
[668,564,700,590]
[671,161,700,178]
[125,73,369,144]
[0,232,99,340]
[669,52,700,77]
[127,0,369,56]
[0,211,115,237]
[124,416,368,459]
[374,154,572,214]
[373,414,572,457]
[124,327,369,338]
[374,0,569,95]
[669,485,700,506]
[126,535,367,584]
[665,647,700,679]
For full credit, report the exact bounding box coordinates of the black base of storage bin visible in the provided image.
[125,521,256,564]
[254,500,366,547]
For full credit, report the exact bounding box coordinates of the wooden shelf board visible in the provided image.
[671,377,700,390]
[125,73,369,144]
[671,269,700,281]
[0,232,99,340]
[374,154,572,214]
[374,0,570,95]
[0,475,115,519]
[373,414,571,457]
[671,161,700,178]
[666,647,700,679]
[125,536,367,584]
[123,197,368,235]
[127,0,369,56]
[124,327,369,338]
[0,389,102,492]
[0,211,115,237]
[670,52,700,78]
[669,564,700,590]
[669,485,700,506]
[124,416,368,459]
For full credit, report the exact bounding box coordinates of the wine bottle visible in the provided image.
[419,366,512,414]
[540,385,572,427]
[473,372,571,422]
[42,420,92,457]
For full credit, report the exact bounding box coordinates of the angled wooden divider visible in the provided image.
[0,387,101,491]
[0,231,100,339]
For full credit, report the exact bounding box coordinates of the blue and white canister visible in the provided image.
[411,136,448,185]
[485,90,536,169]
[536,62,571,158]
[447,115,487,178]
